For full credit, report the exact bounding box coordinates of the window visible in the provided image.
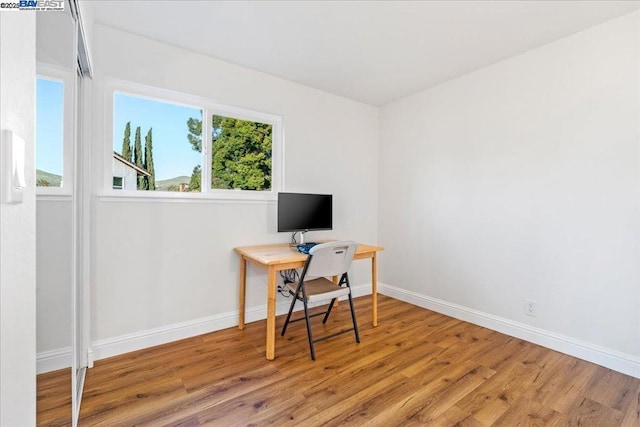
[113,93,202,192]
[36,64,74,195]
[107,81,282,200]
[112,176,123,190]
[36,78,64,187]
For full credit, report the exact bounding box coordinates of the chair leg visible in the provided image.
[322,298,337,324]
[281,291,298,336]
[302,298,316,360]
[347,292,360,343]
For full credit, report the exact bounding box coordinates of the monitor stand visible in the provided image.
[298,230,309,244]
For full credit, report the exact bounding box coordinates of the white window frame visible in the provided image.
[36,63,75,197]
[102,79,282,202]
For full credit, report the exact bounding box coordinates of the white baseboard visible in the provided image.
[379,283,640,379]
[91,283,372,362]
[47,283,638,379]
[37,347,72,374]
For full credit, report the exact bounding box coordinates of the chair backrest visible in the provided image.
[305,241,358,278]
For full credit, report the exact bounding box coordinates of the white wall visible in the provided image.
[90,25,378,353]
[0,11,37,426]
[36,201,72,353]
[36,10,74,68]
[379,11,640,374]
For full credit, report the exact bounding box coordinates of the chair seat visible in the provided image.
[285,277,350,303]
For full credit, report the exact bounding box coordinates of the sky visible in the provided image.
[36,78,64,179]
[113,93,202,181]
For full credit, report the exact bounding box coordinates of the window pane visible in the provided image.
[113,93,202,192]
[210,115,273,191]
[36,78,64,187]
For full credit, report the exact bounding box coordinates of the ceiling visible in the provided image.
[88,1,639,106]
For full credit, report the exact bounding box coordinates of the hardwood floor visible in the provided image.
[37,295,640,426]
[37,367,72,425]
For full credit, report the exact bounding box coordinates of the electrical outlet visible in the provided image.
[525,299,537,317]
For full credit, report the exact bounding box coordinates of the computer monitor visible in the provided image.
[278,192,332,242]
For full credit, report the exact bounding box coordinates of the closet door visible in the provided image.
[35,6,75,426]
[36,3,90,425]
[71,64,85,426]
[70,2,92,423]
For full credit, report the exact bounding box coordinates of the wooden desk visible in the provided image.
[234,242,384,360]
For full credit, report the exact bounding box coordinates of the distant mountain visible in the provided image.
[155,176,190,190]
[36,171,192,191]
[36,169,62,187]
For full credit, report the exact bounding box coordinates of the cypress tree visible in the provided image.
[144,128,155,191]
[121,121,132,161]
[134,126,146,190]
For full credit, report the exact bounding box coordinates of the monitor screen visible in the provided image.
[277,192,332,232]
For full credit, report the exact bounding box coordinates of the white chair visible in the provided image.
[281,241,360,360]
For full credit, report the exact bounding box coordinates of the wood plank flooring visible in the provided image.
[37,295,640,426]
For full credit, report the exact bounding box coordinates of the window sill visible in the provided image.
[97,189,277,204]
[36,190,72,201]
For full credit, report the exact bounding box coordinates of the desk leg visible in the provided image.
[332,275,339,306]
[266,266,277,360]
[238,257,246,330]
[372,252,378,327]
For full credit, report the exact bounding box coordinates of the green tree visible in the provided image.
[121,121,132,161]
[211,116,272,190]
[144,128,156,190]
[187,115,203,192]
[187,117,202,153]
[188,165,201,192]
[133,126,146,190]
[185,115,272,191]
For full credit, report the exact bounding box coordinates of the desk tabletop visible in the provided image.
[234,242,383,266]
